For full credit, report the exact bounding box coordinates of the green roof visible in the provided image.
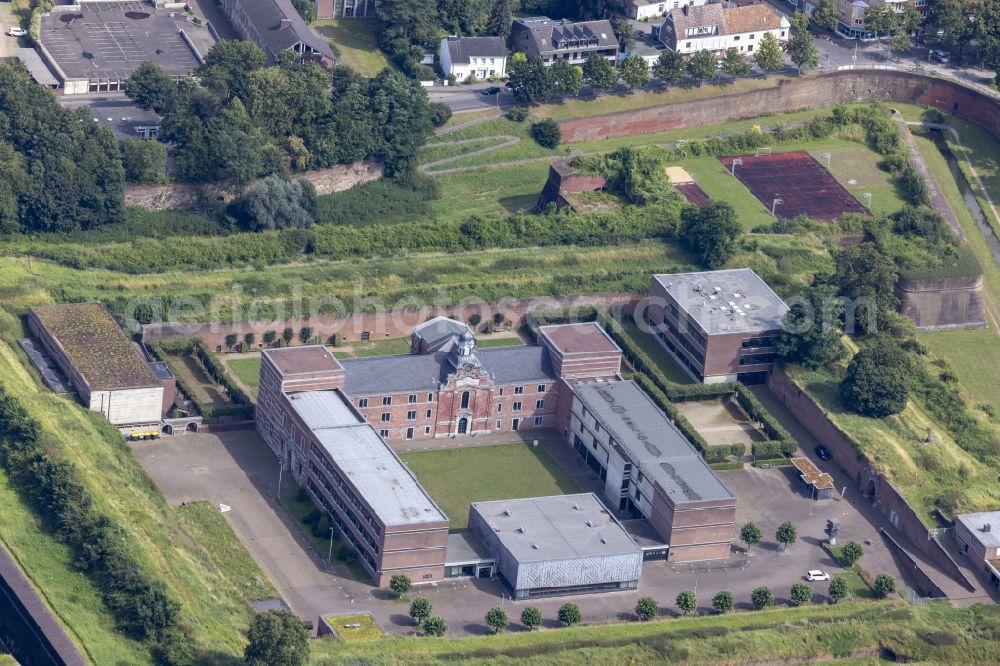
[32,303,158,391]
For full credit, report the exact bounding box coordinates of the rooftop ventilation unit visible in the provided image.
[503,509,511,516]
[585,520,593,527]
[532,543,540,549]
[517,526,525,533]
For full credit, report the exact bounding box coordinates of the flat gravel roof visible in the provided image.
[653,269,788,336]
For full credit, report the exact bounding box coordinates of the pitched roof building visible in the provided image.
[439,36,509,80]
[219,0,335,64]
[510,17,618,66]
[655,2,788,56]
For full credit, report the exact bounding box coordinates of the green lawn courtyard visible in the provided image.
[400,443,579,532]
[312,19,392,77]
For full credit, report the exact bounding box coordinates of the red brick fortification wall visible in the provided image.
[767,367,976,592]
[559,71,1000,142]
[141,292,643,349]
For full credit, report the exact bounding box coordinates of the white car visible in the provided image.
[806,570,830,582]
[7,27,28,37]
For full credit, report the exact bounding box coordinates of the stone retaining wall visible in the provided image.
[896,274,987,332]
[559,71,1000,142]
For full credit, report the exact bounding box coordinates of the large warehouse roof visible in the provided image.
[286,390,446,527]
[574,381,734,504]
[471,493,639,562]
[30,303,159,391]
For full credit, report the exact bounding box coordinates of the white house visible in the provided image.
[629,0,707,22]
[656,3,789,56]
[439,36,508,81]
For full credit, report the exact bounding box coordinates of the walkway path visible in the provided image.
[892,114,964,240]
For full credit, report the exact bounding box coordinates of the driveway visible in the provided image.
[134,428,913,634]
[0,3,25,59]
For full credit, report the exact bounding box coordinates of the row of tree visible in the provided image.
[125,41,439,185]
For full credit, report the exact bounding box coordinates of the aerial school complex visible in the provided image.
[254,277,755,594]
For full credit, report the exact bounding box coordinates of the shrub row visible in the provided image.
[0,380,188,662]
[148,339,255,420]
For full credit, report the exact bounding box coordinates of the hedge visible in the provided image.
[148,339,255,421]
[0,380,188,660]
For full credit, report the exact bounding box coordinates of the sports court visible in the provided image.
[718,151,869,221]
[39,3,215,84]
[665,165,710,207]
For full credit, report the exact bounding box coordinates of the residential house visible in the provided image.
[630,0,708,21]
[954,511,1000,590]
[510,17,618,66]
[655,2,789,57]
[834,0,913,40]
[439,36,508,80]
[220,0,336,65]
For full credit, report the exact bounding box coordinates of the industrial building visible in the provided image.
[570,380,736,562]
[26,303,170,434]
[645,269,789,384]
[468,494,643,599]
[34,4,215,95]
[954,511,1000,590]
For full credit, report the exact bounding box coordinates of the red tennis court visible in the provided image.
[718,151,868,221]
[675,182,710,207]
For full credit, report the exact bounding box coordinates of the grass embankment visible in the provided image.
[786,361,1000,525]
[310,601,1000,665]
[0,307,275,663]
[400,443,579,532]
[439,109,500,130]
[312,19,392,77]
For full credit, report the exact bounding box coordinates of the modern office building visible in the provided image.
[468,493,643,598]
[569,380,737,562]
[645,269,789,384]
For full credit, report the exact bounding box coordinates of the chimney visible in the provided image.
[985,523,992,533]
[682,5,688,15]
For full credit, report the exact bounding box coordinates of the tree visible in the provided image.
[712,590,734,614]
[549,59,584,97]
[840,541,865,567]
[680,201,740,268]
[776,286,847,369]
[750,586,774,610]
[484,606,508,634]
[675,590,696,615]
[120,139,167,185]
[422,616,447,636]
[290,0,315,22]
[225,333,239,350]
[389,573,412,598]
[244,332,256,347]
[282,327,294,343]
[621,54,650,89]
[741,522,763,556]
[230,176,315,232]
[925,0,977,64]
[754,33,785,78]
[828,576,849,603]
[196,40,267,101]
[687,49,717,85]
[583,52,618,90]
[652,49,685,84]
[811,0,839,32]
[889,31,913,59]
[840,338,914,417]
[508,55,553,103]
[633,596,658,621]
[520,605,542,630]
[124,62,178,113]
[244,609,309,666]
[830,242,898,333]
[263,330,277,345]
[429,102,452,128]
[863,4,899,40]
[784,13,819,73]
[299,327,313,343]
[775,521,797,550]
[486,0,517,39]
[790,582,812,606]
[531,118,562,148]
[367,68,435,176]
[558,602,582,626]
[873,573,897,598]
[720,48,751,79]
[409,597,432,624]
[613,17,635,49]
[377,0,440,76]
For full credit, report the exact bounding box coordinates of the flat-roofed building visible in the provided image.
[569,380,736,562]
[28,303,165,433]
[646,269,789,384]
[954,510,1000,590]
[468,493,642,598]
[278,388,450,584]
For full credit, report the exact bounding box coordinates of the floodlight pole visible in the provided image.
[328,527,335,565]
[731,158,742,176]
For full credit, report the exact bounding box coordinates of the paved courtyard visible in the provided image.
[675,398,764,446]
[134,421,911,635]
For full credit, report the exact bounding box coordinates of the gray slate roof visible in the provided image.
[412,316,473,352]
[232,0,334,60]
[340,345,555,396]
[442,36,507,64]
[513,17,617,56]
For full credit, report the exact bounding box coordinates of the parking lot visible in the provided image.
[134,424,910,634]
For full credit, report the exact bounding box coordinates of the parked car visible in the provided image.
[806,570,830,582]
[6,27,27,37]
[930,49,950,64]
[481,86,501,95]
[814,444,831,461]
